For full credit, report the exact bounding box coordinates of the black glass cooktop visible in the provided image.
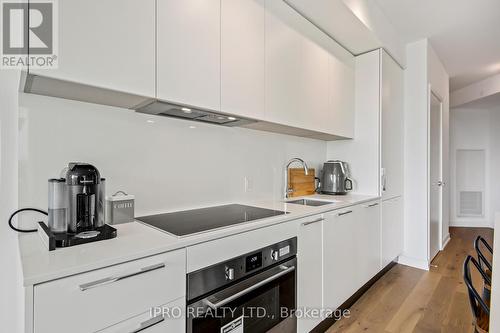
[136,204,287,237]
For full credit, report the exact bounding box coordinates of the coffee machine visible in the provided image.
[39,163,117,250]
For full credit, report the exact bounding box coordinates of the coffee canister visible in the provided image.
[105,191,135,225]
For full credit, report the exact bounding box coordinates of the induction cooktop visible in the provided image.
[136,204,288,238]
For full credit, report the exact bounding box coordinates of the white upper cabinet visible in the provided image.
[381,50,404,199]
[265,0,354,137]
[29,0,155,97]
[221,0,265,119]
[265,0,309,128]
[328,55,355,138]
[157,0,221,111]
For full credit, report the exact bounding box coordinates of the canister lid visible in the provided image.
[106,191,134,201]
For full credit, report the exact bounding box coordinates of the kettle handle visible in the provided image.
[314,177,321,193]
[345,178,353,191]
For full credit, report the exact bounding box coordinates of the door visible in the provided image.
[381,50,404,199]
[429,91,443,262]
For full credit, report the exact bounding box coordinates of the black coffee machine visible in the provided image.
[39,163,117,250]
[66,163,104,236]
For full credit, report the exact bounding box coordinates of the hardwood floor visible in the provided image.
[326,227,493,333]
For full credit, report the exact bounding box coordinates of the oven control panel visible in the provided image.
[187,237,297,301]
[245,252,263,272]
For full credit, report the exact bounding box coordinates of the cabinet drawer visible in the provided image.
[34,249,186,333]
[97,298,185,333]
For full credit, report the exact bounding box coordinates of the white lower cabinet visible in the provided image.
[33,249,186,333]
[381,196,404,267]
[297,215,324,333]
[323,207,359,310]
[357,201,381,285]
[97,297,185,333]
[297,201,382,333]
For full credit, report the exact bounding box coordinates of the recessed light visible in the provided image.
[227,116,236,121]
[147,120,155,123]
[189,125,196,129]
[181,107,192,113]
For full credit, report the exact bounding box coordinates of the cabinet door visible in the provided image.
[323,208,358,310]
[328,50,355,138]
[29,0,155,97]
[381,196,404,267]
[265,0,308,128]
[265,0,329,132]
[157,0,220,110]
[357,201,381,284]
[297,216,324,333]
[381,50,404,199]
[221,0,265,119]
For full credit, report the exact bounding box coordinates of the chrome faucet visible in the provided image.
[284,158,309,199]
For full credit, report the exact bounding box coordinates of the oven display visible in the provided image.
[245,252,262,272]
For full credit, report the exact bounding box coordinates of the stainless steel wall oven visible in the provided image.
[187,238,297,333]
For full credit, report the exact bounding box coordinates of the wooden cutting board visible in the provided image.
[288,168,316,197]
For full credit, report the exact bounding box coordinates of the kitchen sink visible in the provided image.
[285,199,336,207]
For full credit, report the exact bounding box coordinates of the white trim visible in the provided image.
[397,255,429,271]
[441,233,451,250]
[450,220,494,228]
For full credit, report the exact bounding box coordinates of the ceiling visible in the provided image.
[457,92,500,110]
[374,0,500,91]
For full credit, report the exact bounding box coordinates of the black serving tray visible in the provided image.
[38,222,117,251]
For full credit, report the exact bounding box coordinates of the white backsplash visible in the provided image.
[18,93,327,218]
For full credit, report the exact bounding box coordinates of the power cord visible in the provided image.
[8,208,48,233]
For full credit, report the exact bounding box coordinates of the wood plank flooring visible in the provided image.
[326,227,493,333]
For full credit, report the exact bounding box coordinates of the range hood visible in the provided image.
[21,72,347,140]
[22,72,257,127]
[135,100,257,127]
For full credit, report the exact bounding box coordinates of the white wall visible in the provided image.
[17,93,327,222]
[450,107,500,228]
[401,39,450,269]
[0,70,23,332]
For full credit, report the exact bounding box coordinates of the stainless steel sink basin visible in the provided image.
[286,199,336,207]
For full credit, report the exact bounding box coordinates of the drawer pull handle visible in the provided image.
[79,263,165,291]
[130,315,164,333]
[301,218,324,226]
[366,203,379,208]
[337,210,353,217]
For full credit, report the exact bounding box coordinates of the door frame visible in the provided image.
[427,85,444,262]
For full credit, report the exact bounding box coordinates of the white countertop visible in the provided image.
[19,194,378,286]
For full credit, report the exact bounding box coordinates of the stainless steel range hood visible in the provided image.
[22,72,257,127]
[135,100,257,127]
[21,72,347,140]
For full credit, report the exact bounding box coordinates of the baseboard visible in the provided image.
[450,220,494,228]
[397,255,429,271]
[311,261,398,333]
[441,233,451,250]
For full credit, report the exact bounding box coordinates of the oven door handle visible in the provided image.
[203,264,296,310]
